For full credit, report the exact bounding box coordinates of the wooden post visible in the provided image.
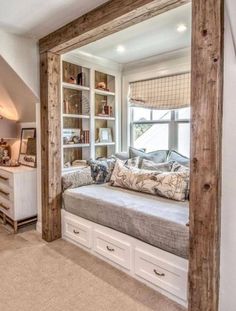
[40,52,62,241]
[189,0,224,310]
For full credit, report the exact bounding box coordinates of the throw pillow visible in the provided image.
[141,159,173,172]
[167,150,189,167]
[171,161,190,200]
[89,156,140,184]
[129,147,168,166]
[110,159,189,201]
[89,158,116,184]
[62,167,93,191]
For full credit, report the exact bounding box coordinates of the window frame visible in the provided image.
[130,107,190,153]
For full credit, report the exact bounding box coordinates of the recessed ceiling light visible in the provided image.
[177,24,187,33]
[116,45,125,53]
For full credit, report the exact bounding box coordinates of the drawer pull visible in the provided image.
[106,245,115,252]
[0,175,8,181]
[153,269,165,277]
[0,189,9,196]
[0,202,9,210]
[73,229,80,235]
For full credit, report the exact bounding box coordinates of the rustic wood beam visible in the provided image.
[39,0,190,54]
[189,0,224,310]
[40,52,62,241]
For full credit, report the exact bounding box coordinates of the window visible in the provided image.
[130,107,190,157]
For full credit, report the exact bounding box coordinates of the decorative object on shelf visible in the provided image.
[97,99,113,117]
[77,72,86,86]
[72,159,87,167]
[98,128,112,143]
[67,76,76,84]
[63,128,81,145]
[64,162,71,168]
[64,93,90,115]
[18,128,36,168]
[81,130,90,144]
[97,81,109,92]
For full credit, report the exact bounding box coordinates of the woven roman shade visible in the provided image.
[129,72,191,110]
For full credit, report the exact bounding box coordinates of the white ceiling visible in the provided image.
[0,0,108,39]
[72,4,191,65]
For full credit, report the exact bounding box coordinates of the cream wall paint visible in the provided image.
[220,13,236,311]
[0,29,39,96]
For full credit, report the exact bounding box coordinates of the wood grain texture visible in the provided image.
[40,52,62,242]
[189,0,224,310]
[39,0,190,54]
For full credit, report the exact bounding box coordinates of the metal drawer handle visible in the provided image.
[153,269,165,277]
[106,245,115,252]
[0,189,9,196]
[0,175,8,181]
[0,202,9,210]
[73,229,80,235]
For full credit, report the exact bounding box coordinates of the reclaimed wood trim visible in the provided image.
[39,0,190,54]
[189,0,224,310]
[40,52,62,242]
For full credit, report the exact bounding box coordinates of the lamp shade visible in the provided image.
[0,117,17,139]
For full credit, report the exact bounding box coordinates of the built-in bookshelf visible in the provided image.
[61,58,119,171]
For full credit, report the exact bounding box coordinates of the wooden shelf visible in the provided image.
[95,142,115,146]
[95,116,115,121]
[95,89,115,96]
[63,114,90,119]
[62,82,90,91]
[63,144,90,148]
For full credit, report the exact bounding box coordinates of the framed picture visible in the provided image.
[98,128,112,143]
[19,128,36,167]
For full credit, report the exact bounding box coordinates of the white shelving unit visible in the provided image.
[61,56,120,172]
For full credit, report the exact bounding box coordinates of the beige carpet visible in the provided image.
[0,224,185,311]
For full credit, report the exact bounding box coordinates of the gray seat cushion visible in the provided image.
[63,184,189,258]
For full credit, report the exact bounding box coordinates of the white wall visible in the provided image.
[220,13,236,311]
[0,29,39,96]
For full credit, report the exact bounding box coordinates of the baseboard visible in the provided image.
[36,221,42,234]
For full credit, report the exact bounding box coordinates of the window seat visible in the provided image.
[63,183,189,259]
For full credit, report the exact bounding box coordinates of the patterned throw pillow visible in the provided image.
[141,159,173,172]
[110,159,189,202]
[171,161,190,199]
[89,157,140,184]
[89,158,116,184]
[62,167,93,191]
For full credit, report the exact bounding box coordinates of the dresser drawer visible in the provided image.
[0,170,13,188]
[0,184,13,202]
[134,248,187,300]
[94,230,131,270]
[63,217,92,249]
[0,196,13,218]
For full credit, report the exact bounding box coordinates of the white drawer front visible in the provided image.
[0,196,13,218]
[0,183,13,203]
[134,248,187,300]
[94,230,131,270]
[0,170,13,188]
[64,217,92,249]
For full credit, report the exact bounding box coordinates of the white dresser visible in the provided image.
[0,166,37,232]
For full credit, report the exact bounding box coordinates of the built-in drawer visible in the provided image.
[134,248,187,301]
[0,170,13,188]
[0,196,13,218]
[64,217,92,249]
[0,183,13,203]
[94,230,131,270]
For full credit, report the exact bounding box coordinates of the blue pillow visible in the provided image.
[129,147,168,167]
[167,150,189,167]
